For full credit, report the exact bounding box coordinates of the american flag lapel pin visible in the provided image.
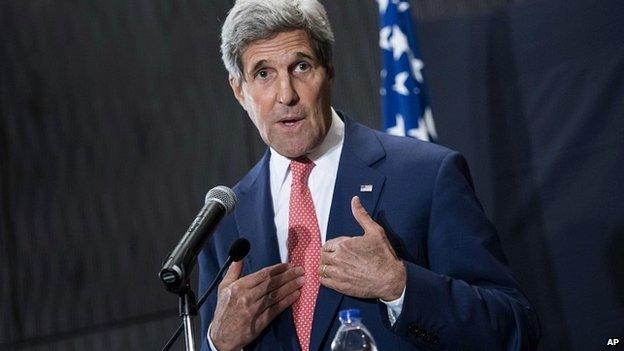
[360,184,373,193]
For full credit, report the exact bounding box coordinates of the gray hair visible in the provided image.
[221,0,335,82]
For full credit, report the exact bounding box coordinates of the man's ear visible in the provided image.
[229,75,247,111]
[326,64,335,81]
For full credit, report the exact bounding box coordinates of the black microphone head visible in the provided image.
[206,186,236,214]
[228,238,250,262]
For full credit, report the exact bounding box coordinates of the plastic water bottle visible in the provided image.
[330,309,378,351]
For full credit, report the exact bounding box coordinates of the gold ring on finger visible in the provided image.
[321,264,328,278]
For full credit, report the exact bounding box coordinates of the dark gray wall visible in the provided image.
[1,0,622,350]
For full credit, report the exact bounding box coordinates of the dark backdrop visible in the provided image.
[1,0,622,350]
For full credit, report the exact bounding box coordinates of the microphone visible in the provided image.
[159,186,237,293]
[196,238,250,307]
[161,238,250,351]
[227,237,251,262]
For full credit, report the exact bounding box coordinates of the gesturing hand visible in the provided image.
[318,196,406,301]
[210,261,305,351]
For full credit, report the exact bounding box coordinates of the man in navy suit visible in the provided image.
[198,1,540,350]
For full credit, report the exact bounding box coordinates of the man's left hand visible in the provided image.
[319,196,406,301]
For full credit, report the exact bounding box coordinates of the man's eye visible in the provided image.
[296,62,311,71]
[255,70,268,79]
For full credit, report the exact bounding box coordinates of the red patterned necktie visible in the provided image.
[288,157,321,351]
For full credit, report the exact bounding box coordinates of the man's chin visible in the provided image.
[269,132,325,158]
[274,148,307,159]
[271,142,310,159]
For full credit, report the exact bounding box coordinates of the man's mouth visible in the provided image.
[278,117,304,127]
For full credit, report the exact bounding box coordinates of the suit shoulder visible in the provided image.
[230,150,269,195]
[374,129,456,166]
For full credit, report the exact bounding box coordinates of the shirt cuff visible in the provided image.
[207,323,220,351]
[379,286,406,326]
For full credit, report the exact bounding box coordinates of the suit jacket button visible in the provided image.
[408,323,418,334]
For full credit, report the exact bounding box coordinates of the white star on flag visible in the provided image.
[392,72,410,95]
[379,26,392,50]
[387,111,436,139]
[387,114,406,136]
[407,118,429,140]
[377,0,389,14]
[397,2,410,12]
[390,25,409,60]
[410,58,424,83]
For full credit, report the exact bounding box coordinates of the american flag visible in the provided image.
[378,0,437,141]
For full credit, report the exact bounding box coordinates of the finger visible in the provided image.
[318,264,357,294]
[351,196,381,234]
[319,267,348,291]
[241,262,292,288]
[220,259,244,288]
[319,274,338,290]
[320,251,338,266]
[256,289,301,328]
[317,263,342,281]
[318,264,328,278]
[259,274,305,310]
[322,236,349,253]
[320,277,353,297]
[252,266,304,301]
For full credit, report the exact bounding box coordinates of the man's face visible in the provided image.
[230,30,333,158]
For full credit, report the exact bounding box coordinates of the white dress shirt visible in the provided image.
[269,108,344,261]
[207,108,404,350]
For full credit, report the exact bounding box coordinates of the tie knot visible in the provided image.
[290,157,315,184]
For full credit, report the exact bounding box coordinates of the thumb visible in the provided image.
[351,196,380,234]
[220,259,244,288]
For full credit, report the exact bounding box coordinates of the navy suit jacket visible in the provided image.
[198,115,540,350]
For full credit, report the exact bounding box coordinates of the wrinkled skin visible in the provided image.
[319,196,406,302]
[229,29,333,159]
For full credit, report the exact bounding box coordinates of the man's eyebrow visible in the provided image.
[295,52,317,62]
[248,59,268,76]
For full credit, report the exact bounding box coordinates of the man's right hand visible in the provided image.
[209,261,305,351]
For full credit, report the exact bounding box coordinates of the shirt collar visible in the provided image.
[270,107,345,184]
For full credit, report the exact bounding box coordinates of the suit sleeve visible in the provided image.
[389,151,541,350]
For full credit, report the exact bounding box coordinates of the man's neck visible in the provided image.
[270,107,344,163]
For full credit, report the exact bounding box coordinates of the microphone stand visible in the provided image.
[162,257,233,351]
[159,187,240,351]
[179,281,198,351]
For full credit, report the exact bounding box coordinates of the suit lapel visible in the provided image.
[236,151,281,274]
[236,151,300,351]
[309,118,386,351]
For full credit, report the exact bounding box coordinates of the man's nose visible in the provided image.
[277,75,300,106]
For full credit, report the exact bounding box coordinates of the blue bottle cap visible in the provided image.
[338,309,361,323]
